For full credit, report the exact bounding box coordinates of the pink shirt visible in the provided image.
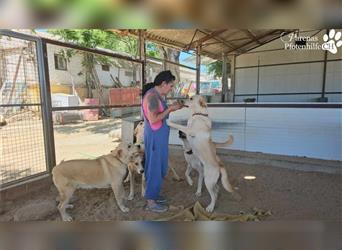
[143,92,165,131]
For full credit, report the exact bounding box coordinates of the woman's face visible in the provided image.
[161,81,174,95]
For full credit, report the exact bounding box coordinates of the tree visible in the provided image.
[47,29,180,97]
[207,60,232,78]
[47,29,141,98]
[160,47,181,96]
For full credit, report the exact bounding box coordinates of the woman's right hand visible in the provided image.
[169,102,182,112]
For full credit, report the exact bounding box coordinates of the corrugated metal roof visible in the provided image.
[112,29,294,60]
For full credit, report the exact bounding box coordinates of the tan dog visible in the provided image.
[52,143,144,221]
[167,95,239,212]
[134,120,181,181]
[125,120,181,200]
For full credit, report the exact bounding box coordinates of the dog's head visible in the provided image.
[127,154,144,174]
[111,142,143,162]
[178,130,187,139]
[185,95,208,114]
[134,121,144,144]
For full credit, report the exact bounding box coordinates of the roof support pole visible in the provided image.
[196,45,201,95]
[138,30,146,87]
[138,30,146,119]
[321,29,328,102]
[228,55,236,102]
[221,52,228,102]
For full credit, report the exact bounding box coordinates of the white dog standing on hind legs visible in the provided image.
[178,130,204,197]
[167,95,241,212]
[179,127,235,198]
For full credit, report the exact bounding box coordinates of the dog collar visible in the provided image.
[192,113,208,117]
[186,150,193,155]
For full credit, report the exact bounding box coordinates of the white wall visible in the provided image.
[169,106,342,161]
[47,44,84,86]
[47,44,141,87]
[234,29,342,102]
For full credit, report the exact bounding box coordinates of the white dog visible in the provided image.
[178,128,234,198]
[52,143,144,221]
[167,95,239,212]
[178,130,204,196]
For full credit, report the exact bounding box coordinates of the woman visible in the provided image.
[142,70,183,213]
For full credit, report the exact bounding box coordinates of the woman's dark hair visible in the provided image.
[142,82,155,97]
[154,70,175,86]
[142,70,175,96]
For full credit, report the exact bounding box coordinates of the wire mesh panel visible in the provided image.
[47,43,142,109]
[0,34,47,187]
[165,62,196,98]
[45,41,143,164]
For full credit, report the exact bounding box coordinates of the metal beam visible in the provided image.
[234,30,295,56]
[187,29,227,50]
[111,29,220,60]
[196,45,201,95]
[138,29,146,86]
[221,52,228,102]
[244,30,262,45]
[37,39,56,172]
[185,29,198,51]
[225,30,281,54]
[198,29,240,52]
[321,29,329,100]
[229,55,236,102]
[41,36,143,64]
[146,56,197,71]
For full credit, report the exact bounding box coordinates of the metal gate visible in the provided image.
[0,31,53,188]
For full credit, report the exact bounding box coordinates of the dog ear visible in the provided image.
[199,97,207,108]
[116,149,123,158]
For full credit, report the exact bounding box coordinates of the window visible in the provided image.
[125,71,133,77]
[54,54,67,71]
[102,64,110,71]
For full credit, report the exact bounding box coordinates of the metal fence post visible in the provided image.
[36,38,56,172]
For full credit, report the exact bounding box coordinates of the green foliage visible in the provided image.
[146,42,162,58]
[48,29,135,55]
[207,60,231,79]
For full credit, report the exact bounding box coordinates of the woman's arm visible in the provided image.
[144,94,181,124]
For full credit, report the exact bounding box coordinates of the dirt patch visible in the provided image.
[0,147,341,221]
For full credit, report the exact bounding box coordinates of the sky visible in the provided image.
[179,51,208,74]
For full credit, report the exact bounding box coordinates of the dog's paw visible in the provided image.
[186,177,193,186]
[65,204,74,209]
[195,191,202,197]
[62,214,73,222]
[120,206,130,213]
[206,204,215,213]
[188,131,195,137]
[123,176,130,183]
[127,194,134,201]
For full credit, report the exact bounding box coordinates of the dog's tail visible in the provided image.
[220,165,233,193]
[213,135,234,148]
